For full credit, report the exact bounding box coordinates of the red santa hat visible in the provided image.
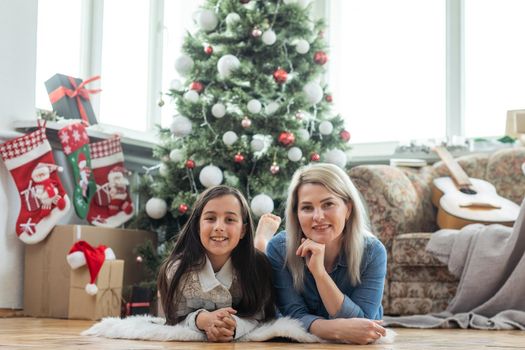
[66,240,116,295]
[33,162,63,175]
[78,152,87,165]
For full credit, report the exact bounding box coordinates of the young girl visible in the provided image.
[157,185,275,342]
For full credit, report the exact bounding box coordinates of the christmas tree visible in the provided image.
[133,0,351,287]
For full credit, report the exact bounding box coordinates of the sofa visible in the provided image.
[348,147,525,315]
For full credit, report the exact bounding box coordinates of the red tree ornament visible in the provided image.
[204,46,213,55]
[190,81,204,93]
[273,68,288,84]
[278,131,295,146]
[340,130,351,142]
[325,95,333,103]
[313,51,328,65]
[310,152,320,161]
[270,162,280,174]
[178,203,188,214]
[241,116,252,128]
[251,27,262,38]
[185,159,195,169]
[234,153,245,163]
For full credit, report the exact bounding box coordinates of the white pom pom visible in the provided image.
[105,248,116,261]
[197,9,218,32]
[183,90,199,103]
[169,149,184,162]
[217,54,241,78]
[66,251,86,269]
[303,82,323,105]
[222,131,238,146]
[146,197,168,219]
[170,115,192,137]
[247,99,262,114]
[211,103,226,118]
[85,283,98,295]
[199,165,223,188]
[262,30,277,45]
[319,121,334,135]
[250,139,265,152]
[175,55,194,76]
[295,39,310,54]
[251,194,274,217]
[265,101,279,115]
[324,149,348,168]
[297,128,310,141]
[287,147,303,162]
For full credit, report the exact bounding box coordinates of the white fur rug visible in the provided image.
[82,315,396,344]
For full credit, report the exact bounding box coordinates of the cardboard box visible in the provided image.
[44,73,99,125]
[24,225,156,318]
[68,260,123,320]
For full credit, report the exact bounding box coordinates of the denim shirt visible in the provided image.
[266,231,387,331]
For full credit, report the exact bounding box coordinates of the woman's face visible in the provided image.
[296,183,352,244]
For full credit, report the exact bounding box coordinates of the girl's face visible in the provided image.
[199,194,246,270]
[296,183,352,244]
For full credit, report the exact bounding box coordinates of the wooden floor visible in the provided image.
[0,317,523,349]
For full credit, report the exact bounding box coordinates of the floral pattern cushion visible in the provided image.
[389,266,458,283]
[390,281,457,299]
[392,233,444,266]
[389,298,451,315]
[485,148,525,204]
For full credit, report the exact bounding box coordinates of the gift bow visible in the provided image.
[49,75,102,125]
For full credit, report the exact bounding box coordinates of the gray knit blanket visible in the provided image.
[384,200,525,330]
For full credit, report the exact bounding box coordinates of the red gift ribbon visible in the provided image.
[48,75,101,125]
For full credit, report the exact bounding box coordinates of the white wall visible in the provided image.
[0,0,38,308]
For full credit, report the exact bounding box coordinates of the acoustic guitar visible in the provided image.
[431,146,520,229]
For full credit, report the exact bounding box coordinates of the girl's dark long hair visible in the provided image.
[157,185,275,325]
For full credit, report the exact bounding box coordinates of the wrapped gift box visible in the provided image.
[24,225,156,318]
[69,260,124,320]
[44,73,100,125]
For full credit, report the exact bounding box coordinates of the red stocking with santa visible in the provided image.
[0,122,70,244]
[87,135,133,227]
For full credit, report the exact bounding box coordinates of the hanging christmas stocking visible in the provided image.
[58,123,96,219]
[87,135,133,227]
[0,122,71,244]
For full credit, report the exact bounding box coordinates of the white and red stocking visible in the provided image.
[0,122,70,244]
[87,136,133,227]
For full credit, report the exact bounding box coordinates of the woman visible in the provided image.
[258,163,387,344]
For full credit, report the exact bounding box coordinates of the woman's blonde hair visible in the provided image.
[285,163,373,290]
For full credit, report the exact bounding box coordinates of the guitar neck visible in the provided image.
[434,147,472,187]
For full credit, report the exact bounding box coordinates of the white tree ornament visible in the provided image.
[265,101,279,115]
[225,12,241,26]
[175,55,194,76]
[211,103,226,118]
[199,165,223,188]
[169,79,183,91]
[297,128,310,141]
[222,131,238,145]
[169,149,184,162]
[170,116,192,137]
[287,147,303,162]
[295,39,310,54]
[303,82,323,105]
[250,138,265,152]
[319,121,334,135]
[262,30,277,45]
[159,163,169,177]
[247,99,262,114]
[217,54,241,78]
[197,9,218,32]
[183,90,199,103]
[145,197,168,219]
[250,194,274,217]
[324,149,348,168]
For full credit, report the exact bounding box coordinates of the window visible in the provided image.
[464,0,525,138]
[328,0,446,143]
[34,0,525,143]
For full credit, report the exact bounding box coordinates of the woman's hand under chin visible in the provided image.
[296,238,327,277]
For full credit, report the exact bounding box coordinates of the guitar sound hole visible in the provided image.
[460,188,477,195]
